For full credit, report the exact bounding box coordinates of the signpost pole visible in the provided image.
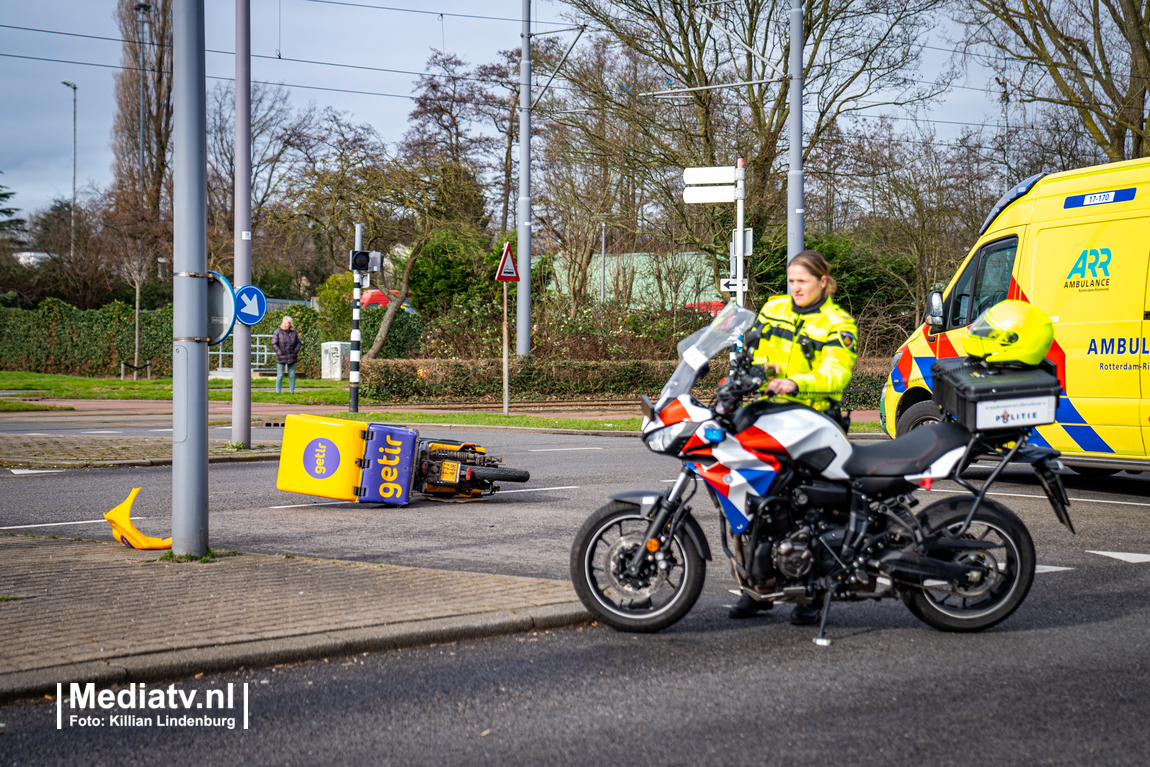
[350,223,362,414]
[231,0,252,449]
[503,281,509,415]
[735,158,745,308]
[171,0,209,557]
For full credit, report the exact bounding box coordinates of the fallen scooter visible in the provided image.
[277,413,529,504]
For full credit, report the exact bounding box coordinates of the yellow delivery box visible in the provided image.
[276,413,367,501]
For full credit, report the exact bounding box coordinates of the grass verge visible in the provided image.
[159,548,242,563]
[331,410,883,434]
[0,372,347,405]
[0,400,74,412]
[333,410,643,431]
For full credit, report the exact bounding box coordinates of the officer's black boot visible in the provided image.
[728,595,774,619]
[790,603,822,626]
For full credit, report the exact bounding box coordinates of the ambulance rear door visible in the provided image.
[1028,215,1147,459]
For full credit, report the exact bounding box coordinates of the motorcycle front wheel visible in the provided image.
[901,496,1036,632]
[570,501,705,633]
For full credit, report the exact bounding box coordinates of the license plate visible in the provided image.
[975,396,1056,430]
[439,461,460,484]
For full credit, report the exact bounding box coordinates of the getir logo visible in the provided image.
[1064,247,1112,289]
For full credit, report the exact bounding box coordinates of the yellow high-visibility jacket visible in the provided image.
[750,294,859,411]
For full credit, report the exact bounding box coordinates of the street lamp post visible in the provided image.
[60,80,77,259]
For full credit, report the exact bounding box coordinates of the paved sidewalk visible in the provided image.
[0,536,588,703]
[0,433,281,468]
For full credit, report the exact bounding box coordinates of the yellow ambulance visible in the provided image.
[881,156,1150,475]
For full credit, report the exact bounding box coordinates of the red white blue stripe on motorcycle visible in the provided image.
[686,461,774,534]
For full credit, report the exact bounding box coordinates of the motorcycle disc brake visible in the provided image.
[949,550,1000,598]
[605,534,668,600]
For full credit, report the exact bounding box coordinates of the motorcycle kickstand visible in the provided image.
[814,583,839,648]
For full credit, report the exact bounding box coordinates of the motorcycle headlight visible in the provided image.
[644,421,692,454]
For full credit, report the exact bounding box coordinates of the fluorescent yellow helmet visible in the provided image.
[962,300,1054,366]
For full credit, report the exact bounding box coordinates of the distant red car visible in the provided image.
[685,301,725,317]
[361,289,414,313]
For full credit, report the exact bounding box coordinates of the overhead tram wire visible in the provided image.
[0,22,580,92]
[301,0,568,25]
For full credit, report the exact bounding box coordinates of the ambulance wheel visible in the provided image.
[896,401,942,436]
[1070,466,1118,478]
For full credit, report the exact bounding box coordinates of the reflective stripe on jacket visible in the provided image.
[750,294,859,411]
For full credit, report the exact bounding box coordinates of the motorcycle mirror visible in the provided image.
[744,328,762,348]
[694,361,711,385]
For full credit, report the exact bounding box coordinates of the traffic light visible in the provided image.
[348,250,382,272]
[349,250,371,271]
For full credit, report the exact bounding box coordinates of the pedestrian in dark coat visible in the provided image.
[272,316,302,394]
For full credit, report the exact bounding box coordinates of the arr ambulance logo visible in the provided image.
[1064,247,1111,291]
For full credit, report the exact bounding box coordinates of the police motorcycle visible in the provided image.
[569,300,1074,645]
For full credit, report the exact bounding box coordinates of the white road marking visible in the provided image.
[1087,551,1150,564]
[1035,565,1074,573]
[496,485,579,494]
[928,487,1150,509]
[0,517,148,530]
[9,469,64,475]
[81,430,121,434]
[270,500,349,509]
[527,447,603,452]
[149,428,173,432]
[22,433,50,436]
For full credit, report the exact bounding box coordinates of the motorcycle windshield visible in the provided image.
[656,301,757,409]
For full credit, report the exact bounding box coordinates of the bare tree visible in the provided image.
[556,0,951,299]
[956,0,1150,162]
[111,0,174,256]
[205,81,317,273]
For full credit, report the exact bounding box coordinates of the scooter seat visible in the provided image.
[842,422,970,477]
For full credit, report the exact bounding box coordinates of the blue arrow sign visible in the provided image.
[234,284,267,326]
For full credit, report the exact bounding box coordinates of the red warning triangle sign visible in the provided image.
[495,241,520,282]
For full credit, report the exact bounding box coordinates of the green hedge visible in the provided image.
[0,299,423,378]
[0,298,176,376]
[359,358,886,409]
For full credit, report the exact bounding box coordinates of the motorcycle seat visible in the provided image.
[842,422,970,477]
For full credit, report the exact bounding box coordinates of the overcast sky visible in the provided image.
[0,1,999,222]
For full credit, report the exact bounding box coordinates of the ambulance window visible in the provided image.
[971,238,1017,318]
[947,259,976,329]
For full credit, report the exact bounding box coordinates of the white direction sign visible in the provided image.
[683,185,737,204]
[683,166,736,185]
[720,278,748,293]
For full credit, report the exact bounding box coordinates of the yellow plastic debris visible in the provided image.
[103,488,171,550]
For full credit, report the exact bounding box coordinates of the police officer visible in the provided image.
[729,249,859,624]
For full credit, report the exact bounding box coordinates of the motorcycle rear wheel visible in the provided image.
[570,501,705,633]
[900,496,1035,632]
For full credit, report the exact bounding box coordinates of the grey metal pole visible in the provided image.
[600,220,605,302]
[786,0,804,266]
[349,223,362,413]
[172,0,210,557]
[736,158,745,307]
[516,0,532,357]
[135,4,150,381]
[60,81,77,260]
[231,0,252,448]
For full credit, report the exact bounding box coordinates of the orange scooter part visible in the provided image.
[104,487,172,550]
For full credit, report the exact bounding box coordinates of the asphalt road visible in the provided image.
[2,431,1150,765]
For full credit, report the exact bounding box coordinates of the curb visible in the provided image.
[2,453,281,470]
[0,602,590,705]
